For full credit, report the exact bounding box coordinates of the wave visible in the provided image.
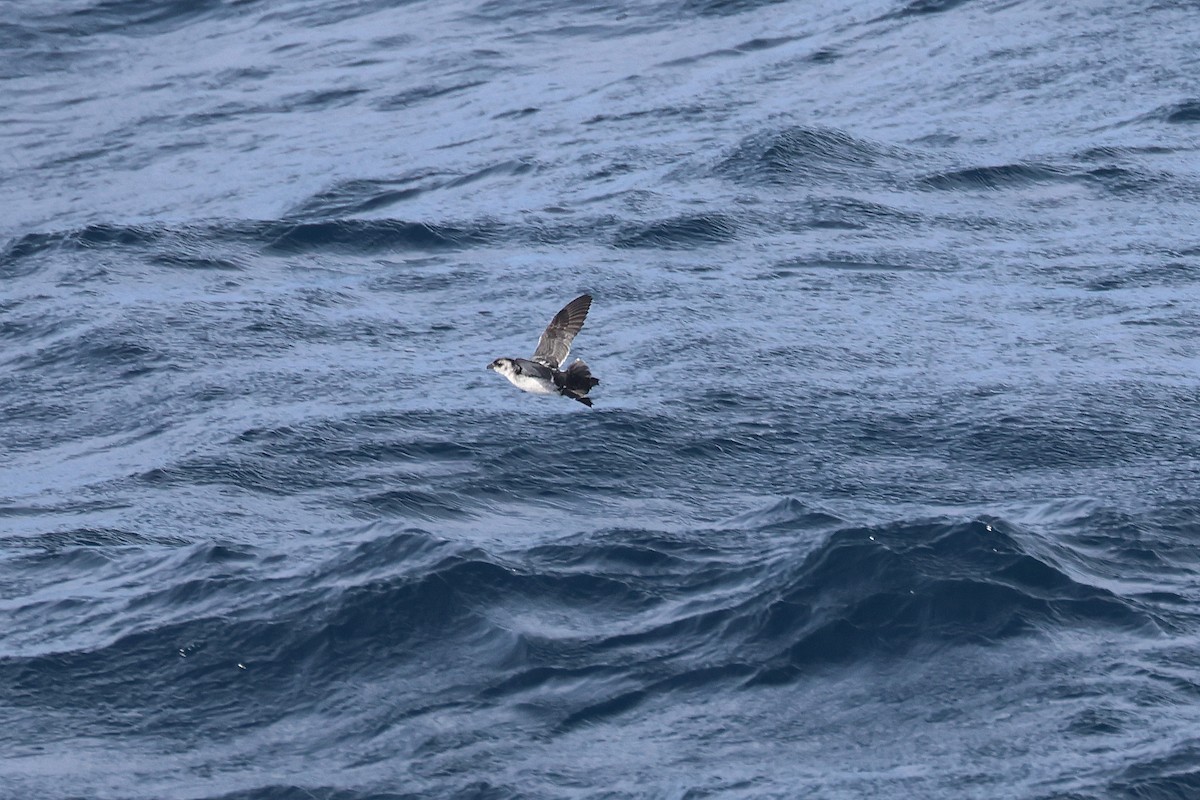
[1108,740,1200,799]
[613,213,740,249]
[682,0,789,17]
[920,152,1175,197]
[892,0,972,17]
[5,514,1151,728]
[259,219,499,254]
[0,218,503,267]
[4,202,756,270]
[375,80,489,112]
[918,162,1074,191]
[715,125,903,188]
[740,518,1154,684]
[204,787,444,800]
[1160,99,1200,124]
[29,0,225,39]
[286,161,534,219]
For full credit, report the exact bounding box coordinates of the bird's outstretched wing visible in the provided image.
[531,294,591,369]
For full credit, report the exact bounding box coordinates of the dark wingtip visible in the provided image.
[569,294,592,316]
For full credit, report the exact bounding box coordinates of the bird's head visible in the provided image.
[487,358,516,376]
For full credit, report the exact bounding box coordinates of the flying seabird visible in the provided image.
[487,294,600,407]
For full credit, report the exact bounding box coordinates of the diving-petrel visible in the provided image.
[487,294,600,407]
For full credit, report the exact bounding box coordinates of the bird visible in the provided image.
[487,294,600,407]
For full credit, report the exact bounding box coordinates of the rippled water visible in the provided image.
[3,1,1200,798]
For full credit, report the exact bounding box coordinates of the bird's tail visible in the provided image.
[562,359,599,406]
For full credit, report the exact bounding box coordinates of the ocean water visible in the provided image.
[3,0,1200,797]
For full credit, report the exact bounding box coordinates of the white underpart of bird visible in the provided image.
[486,294,600,407]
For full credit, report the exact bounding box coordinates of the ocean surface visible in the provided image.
[3,0,1199,798]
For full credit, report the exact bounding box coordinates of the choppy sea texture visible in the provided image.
[3,0,1200,798]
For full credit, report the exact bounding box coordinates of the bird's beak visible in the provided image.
[486,362,494,370]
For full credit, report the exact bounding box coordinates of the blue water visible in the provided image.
[3,1,1200,798]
